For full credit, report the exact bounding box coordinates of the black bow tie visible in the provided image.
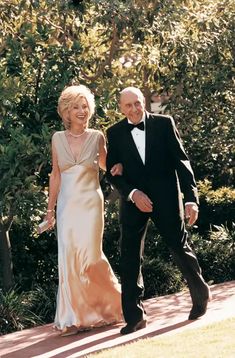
[128,121,145,131]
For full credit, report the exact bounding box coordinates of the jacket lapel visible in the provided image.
[145,112,155,167]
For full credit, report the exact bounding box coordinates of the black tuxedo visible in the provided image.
[106,112,209,324]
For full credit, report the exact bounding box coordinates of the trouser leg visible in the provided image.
[120,218,149,324]
[152,216,210,305]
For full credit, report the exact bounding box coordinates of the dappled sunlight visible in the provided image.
[1,281,235,358]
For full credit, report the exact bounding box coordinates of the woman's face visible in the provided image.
[68,96,90,128]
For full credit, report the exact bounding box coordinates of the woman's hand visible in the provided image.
[44,211,56,229]
[110,163,123,176]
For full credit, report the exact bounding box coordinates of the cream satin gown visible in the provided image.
[52,129,122,331]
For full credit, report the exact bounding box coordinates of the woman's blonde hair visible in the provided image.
[57,85,95,129]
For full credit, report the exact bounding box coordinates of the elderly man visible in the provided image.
[106,87,211,335]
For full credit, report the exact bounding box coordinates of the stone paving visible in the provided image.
[1,281,235,358]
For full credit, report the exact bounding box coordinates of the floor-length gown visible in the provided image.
[52,129,122,331]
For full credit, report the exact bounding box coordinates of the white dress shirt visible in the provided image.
[127,115,145,201]
[128,117,146,164]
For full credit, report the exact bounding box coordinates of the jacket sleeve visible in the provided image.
[106,127,135,200]
[167,116,199,204]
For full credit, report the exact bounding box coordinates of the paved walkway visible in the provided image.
[1,281,235,358]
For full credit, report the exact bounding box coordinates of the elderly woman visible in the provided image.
[45,85,122,336]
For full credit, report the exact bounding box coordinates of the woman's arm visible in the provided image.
[99,132,107,171]
[45,142,61,226]
[99,132,123,175]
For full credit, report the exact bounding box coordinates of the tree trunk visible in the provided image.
[0,223,14,291]
[142,67,152,112]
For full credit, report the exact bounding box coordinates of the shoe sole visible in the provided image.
[60,329,79,337]
[120,319,147,335]
[135,320,147,330]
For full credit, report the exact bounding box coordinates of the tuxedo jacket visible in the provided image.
[106,112,199,224]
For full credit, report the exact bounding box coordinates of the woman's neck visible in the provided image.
[68,126,87,136]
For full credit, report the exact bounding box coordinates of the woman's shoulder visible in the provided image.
[87,128,104,138]
[51,131,65,145]
[52,130,65,136]
[52,130,65,139]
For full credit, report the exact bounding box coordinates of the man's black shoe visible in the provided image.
[120,319,147,335]
[188,300,209,320]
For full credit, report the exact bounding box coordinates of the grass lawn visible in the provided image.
[89,317,235,358]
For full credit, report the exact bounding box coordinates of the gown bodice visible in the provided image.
[52,129,102,173]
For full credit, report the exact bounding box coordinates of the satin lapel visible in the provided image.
[123,119,145,166]
[145,113,155,167]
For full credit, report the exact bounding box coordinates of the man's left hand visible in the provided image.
[185,203,199,226]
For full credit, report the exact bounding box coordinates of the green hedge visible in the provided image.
[191,224,235,284]
[197,180,235,234]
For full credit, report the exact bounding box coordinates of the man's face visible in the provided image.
[119,91,145,124]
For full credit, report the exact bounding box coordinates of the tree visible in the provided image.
[0,0,234,290]
[0,0,83,289]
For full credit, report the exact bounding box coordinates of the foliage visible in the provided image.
[197,180,235,233]
[0,125,48,227]
[192,224,235,284]
[10,223,58,292]
[27,284,57,324]
[0,0,233,226]
[0,287,43,335]
[198,180,235,204]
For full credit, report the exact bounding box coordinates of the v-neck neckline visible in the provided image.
[62,130,92,163]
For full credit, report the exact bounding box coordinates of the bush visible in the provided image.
[11,223,58,292]
[197,180,235,234]
[28,284,57,324]
[0,287,43,335]
[0,283,57,335]
[191,224,235,284]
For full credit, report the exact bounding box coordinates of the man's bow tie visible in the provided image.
[128,121,145,131]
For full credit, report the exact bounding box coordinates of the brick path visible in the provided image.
[0,281,235,358]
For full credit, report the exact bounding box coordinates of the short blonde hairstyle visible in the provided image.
[57,85,95,129]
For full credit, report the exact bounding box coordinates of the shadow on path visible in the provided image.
[1,281,235,358]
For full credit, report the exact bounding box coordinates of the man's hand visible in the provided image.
[110,163,123,176]
[185,203,199,226]
[132,190,153,212]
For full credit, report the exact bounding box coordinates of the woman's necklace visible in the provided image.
[68,130,87,138]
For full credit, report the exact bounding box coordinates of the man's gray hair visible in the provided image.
[120,87,145,101]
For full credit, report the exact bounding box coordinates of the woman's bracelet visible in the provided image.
[47,209,55,213]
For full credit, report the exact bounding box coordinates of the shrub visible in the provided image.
[0,283,58,335]
[191,224,235,284]
[0,287,43,335]
[28,284,57,324]
[11,223,58,292]
[197,180,235,234]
